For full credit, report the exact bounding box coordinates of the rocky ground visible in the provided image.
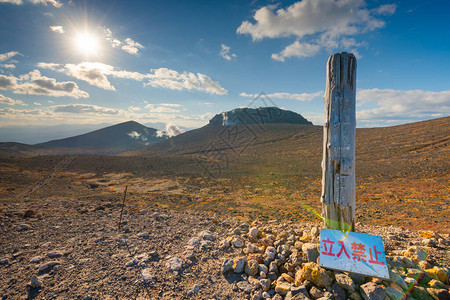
[1,196,449,300]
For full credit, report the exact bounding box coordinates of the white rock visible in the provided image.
[141,269,156,282]
[232,236,245,248]
[249,227,259,240]
[166,257,182,272]
[187,237,201,246]
[199,230,216,241]
[30,256,42,263]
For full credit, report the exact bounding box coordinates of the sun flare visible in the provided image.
[74,32,99,55]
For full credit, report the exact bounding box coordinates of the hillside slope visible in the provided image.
[35,121,168,153]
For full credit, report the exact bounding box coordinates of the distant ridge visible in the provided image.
[35,121,168,153]
[208,107,312,126]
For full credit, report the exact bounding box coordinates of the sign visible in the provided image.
[319,229,390,280]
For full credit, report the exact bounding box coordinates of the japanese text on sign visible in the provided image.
[320,229,390,279]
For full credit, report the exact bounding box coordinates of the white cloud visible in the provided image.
[103,27,144,54]
[145,68,228,95]
[121,38,144,54]
[127,131,141,139]
[0,93,26,106]
[145,104,180,113]
[0,70,89,98]
[0,51,21,62]
[237,0,396,61]
[0,0,62,7]
[219,44,237,61]
[128,106,142,112]
[156,130,165,138]
[52,104,120,115]
[38,61,228,95]
[271,41,320,61]
[356,88,450,125]
[166,124,184,137]
[240,91,323,101]
[160,103,181,107]
[50,25,64,33]
[0,64,16,69]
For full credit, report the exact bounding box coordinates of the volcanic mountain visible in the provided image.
[35,121,168,154]
[208,106,312,126]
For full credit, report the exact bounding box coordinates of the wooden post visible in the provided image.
[321,52,357,232]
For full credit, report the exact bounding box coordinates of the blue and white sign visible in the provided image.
[319,229,390,279]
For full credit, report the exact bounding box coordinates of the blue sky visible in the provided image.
[0,0,449,140]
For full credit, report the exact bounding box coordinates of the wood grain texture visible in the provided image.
[321,52,357,231]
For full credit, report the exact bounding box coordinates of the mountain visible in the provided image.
[208,107,312,126]
[34,121,169,154]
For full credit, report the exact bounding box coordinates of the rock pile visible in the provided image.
[221,222,450,300]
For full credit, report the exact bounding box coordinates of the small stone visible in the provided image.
[291,285,309,297]
[237,281,254,294]
[137,232,149,239]
[269,261,278,273]
[302,243,320,263]
[426,288,450,300]
[126,258,138,267]
[23,210,36,218]
[252,290,262,300]
[311,227,320,237]
[347,290,363,300]
[294,262,332,287]
[348,273,365,285]
[189,284,200,295]
[260,279,271,292]
[428,279,445,289]
[310,286,325,299]
[359,282,385,300]
[247,243,261,253]
[335,273,355,291]
[30,256,42,263]
[267,272,278,281]
[141,269,156,282]
[265,246,277,260]
[0,258,10,265]
[233,256,247,273]
[248,276,261,289]
[249,227,259,240]
[15,224,31,231]
[30,275,42,288]
[275,281,291,296]
[219,239,230,249]
[245,259,259,277]
[331,282,347,300]
[281,273,294,283]
[166,257,182,272]
[47,251,63,258]
[403,246,427,264]
[199,230,216,241]
[262,291,271,299]
[291,292,310,300]
[221,259,234,273]
[259,264,269,275]
[384,287,404,300]
[273,294,283,300]
[232,236,245,248]
[38,261,60,272]
[412,286,433,300]
[389,270,407,290]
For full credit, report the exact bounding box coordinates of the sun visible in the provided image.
[74,32,99,55]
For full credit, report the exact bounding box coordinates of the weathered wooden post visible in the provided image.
[321,52,356,232]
